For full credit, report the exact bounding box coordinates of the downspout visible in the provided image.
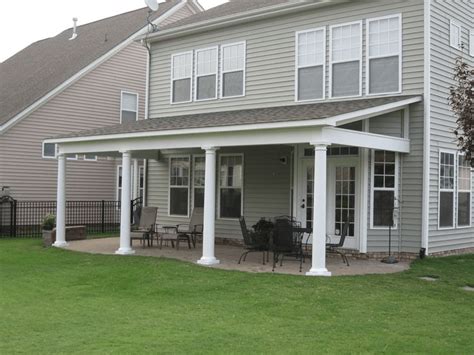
[421,0,431,255]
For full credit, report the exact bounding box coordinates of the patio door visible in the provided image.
[297,157,359,250]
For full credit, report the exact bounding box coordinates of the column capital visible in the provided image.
[201,146,220,152]
[309,142,331,150]
[56,153,65,159]
[119,149,131,155]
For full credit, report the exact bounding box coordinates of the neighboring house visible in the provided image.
[47,0,474,275]
[0,0,202,201]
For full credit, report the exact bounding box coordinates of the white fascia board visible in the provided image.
[0,0,187,135]
[141,0,339,43]
[56,125,410,157]
[45,96,422,145]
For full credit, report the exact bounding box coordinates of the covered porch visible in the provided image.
[45,95,421,276]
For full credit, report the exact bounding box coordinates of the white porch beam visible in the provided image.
[322,127,410,153]
[306,143,331,277]
[197,146,220,266]
[55,125,410,156]
[53,154,67,248]
[116,150,135,255]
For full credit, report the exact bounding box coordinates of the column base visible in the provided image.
[306,268,332,277]
[52,241,68,248]
[115,248,135,255]
[197,257,220,266]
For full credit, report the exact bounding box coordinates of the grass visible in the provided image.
[0,239,473,354]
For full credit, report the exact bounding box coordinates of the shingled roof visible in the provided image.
[0,0,181,127]
[161,0,292,30]
[51,95,422,140]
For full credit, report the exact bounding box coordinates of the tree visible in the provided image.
[449,56,474,167]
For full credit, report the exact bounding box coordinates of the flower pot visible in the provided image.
[42,229,55,247]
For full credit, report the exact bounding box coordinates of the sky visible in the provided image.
[0,0,228,62]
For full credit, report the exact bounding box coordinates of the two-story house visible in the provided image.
[46,0,474,276]
[0,0,201,202]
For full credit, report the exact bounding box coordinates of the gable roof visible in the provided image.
[49,95,422,142]
[0,0,183,127]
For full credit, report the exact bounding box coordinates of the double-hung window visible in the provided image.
[195,47,218,101]
[367,15,402,95]
[193,156,205,208]
[171,52,193,103]
[330,21,362,98]
[169,157,190,216]
[439,151,455,228]
[296,28,325,101]
[120,92,138,124]
[219,155,243,219]
[457,155,471,227]
[371,150,397,228]
[220,42,246,98]
[450,20,461,50]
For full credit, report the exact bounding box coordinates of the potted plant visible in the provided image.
[42,214,56,247]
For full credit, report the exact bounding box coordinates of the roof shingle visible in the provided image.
[0,1,180,126]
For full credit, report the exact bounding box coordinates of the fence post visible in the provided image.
[101,200,105,233]
[12,199,17,237]
[130,199,134,224]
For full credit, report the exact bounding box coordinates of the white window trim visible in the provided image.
[168,155,191,217]
[139,165,146,202]
[469,29,474,57]
[449,19,462,50]
[194,46,219,102]
[192,155,205,209]
[370,150,399,230]
[219,41,246,99]
[120,91,139,123]
[218,153,244,220]
[438,149,456,230]
[366,14,403,96]
[67,155,78,161]
[294,27,326,103]
[83,154,98,161]
[329,20,363,99]
[117,164,144,202]
[456,152,472,229]
[170,51,194,105]
[42,142,57,159]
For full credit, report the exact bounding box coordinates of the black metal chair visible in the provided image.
[326,221,350,266]
[238,216,270,265]
[272,218,304,272]
[176,207,203,249]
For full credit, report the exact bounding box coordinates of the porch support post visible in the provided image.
[116,150,135,255]
[197,146,220,266]
[53,153,67,247]
[306,143,331,277]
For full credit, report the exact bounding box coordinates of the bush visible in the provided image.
[41,214,56,231]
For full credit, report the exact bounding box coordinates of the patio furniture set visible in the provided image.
[129,207,350,272]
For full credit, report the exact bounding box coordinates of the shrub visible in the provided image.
[41,214,56,231]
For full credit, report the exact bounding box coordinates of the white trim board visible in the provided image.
[46,96,422,145]
[0,0,188,135]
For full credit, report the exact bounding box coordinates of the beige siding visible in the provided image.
[149,0,424,118]
[0,43,148,200]
[147,146,292,239]
[428,1,474,253]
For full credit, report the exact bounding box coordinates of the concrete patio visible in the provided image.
[65,237,411,276]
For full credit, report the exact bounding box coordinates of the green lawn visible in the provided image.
[0,239,473,354]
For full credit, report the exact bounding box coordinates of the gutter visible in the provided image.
[139,0,341,43]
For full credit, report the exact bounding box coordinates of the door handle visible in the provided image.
[300,204,305,208]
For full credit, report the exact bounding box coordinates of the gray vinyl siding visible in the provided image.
[147,146,292,240]
[428,1,474,253]
[365,104,424,253]
[149,0,424,118]
[0,43,148,201]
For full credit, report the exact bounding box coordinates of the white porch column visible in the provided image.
[116,150,135,255]
[53,154,67,248]
[306,143,331,276]
[197,146,220,266]
[132,159,139,200]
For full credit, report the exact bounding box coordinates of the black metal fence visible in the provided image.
[0,197,142,238]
